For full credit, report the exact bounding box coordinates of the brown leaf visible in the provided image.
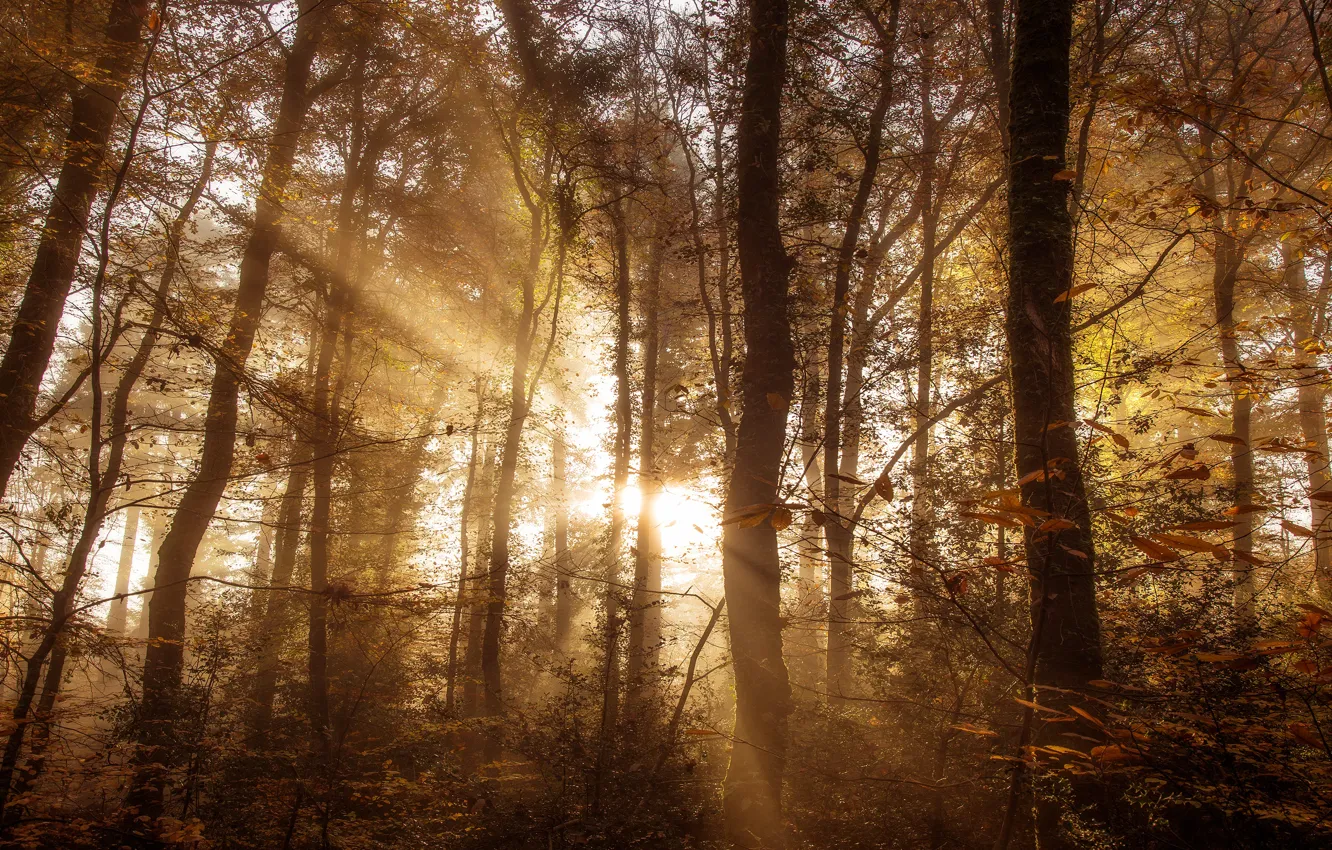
[1130,535,1181,561]
[1282,520,1315,538]
[770,507,793,531]
[765,392,788,411]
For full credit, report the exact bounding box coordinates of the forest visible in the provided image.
[0,0,1330,846]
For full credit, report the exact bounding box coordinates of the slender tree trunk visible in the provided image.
[250,441,313,734]
[909,39,939,605]
[1213,233,1257,625]
[480,180,546,765]
[594,194,634,805]
[446,381,484,712]
[721,0,795,841]
[127,4,328,821]
[628,232,663,706]
[463,438,496,727]
[1285,244,1332,597]
[1006,0,1104,845]
[0,0,146,500]
[792,363,823,691]
[107,506,141,633]
[824,2,898,700]
[0,137,214,816]
[553,430,574,649]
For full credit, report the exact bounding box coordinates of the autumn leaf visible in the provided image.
[1289,723,1323,748]
[770,506,793,531]
[1209,433,1247,445]
[1130,535,1181,561]
[765,392,788,410]
[874,475,894,500]
[1178,406,1215,417]
[1053,282,1095,303]
[1282,520,1315,538]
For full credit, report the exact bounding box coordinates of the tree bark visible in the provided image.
[721,0,795,841]
[1284,244,1332,597]
[594,193,634,805]
[446,380,484,712]
[106,506,141,634]
[824,1,898,700]
[480,167,547,765]
[628,230,663,706]
[0,0,146,501]
[1006,0,1105,843]
[909,35,939,606]
[126,2,328,821]
[553,429,574,649]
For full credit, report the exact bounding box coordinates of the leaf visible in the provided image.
[1039,518,1076,531]
[1209,433,1247,445]
[832,473,869,486]
[722,504,771,527]
[770,507,793,531]
[961,511,1021,528]
[1068,706,1104,728]
[1311,491,1332,503]
[1195,651,1245,662]
[1179,406,1215,417]
[1282,520,1315,538]
[874,475,894,500]
[1172,520,1236,531]
[1052,169,1079,181]
[1289,722,1323,748]
[1164,464,1210,480]
[1014,698,1067,716]
[1222,503,1267,516]
[1016,468,1046,486]
[951,723,998,737]
[1130,535,1181,561]
[1053,283,1095,303]
[765,392,788,411]
[1152,533,1220,554]
[684,728,721,737]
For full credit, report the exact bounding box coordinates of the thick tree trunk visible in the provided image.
[1284,244,1332,597]
[0,0,146,501]
[1006,0,1105,845]
[127,3,327,821]
[628,233,663,705]
[721,0,795,841]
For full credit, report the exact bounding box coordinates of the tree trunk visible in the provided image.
[628,231,663,707]
[463,437,496,720]
[1213,233,1257,625]
[594,194,634,805]
[127,3,328,821]
[1006,0,1105,845]
[1284,244,1332,597]
[824,2,897,700]
[249,441,313,734]
[553,430,574,649]
[0,0,146,501]
[792,363,823,692]
[106,506,141,634]
[480,177,546,765]
[721,0,795,841]
[0,136,214,816]
[446,380,485,712]
[909,37,939,606]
